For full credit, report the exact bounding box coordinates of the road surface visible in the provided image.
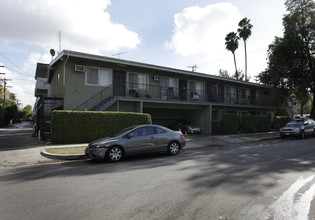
[0,131,315,220]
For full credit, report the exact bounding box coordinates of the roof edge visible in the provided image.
[50,50,271,88]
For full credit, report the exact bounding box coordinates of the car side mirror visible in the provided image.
[127,133,134,139]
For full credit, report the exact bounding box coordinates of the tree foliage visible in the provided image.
[259,0,315,118]
[238,17,253,79]
[0,95,33,127]
[225,32,240,78]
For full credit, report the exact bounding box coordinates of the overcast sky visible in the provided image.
[0,0,286,108]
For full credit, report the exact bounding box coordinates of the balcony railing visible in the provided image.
[126,83,275,107]
[72,82,276,111]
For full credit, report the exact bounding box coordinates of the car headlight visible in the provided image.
[96,144,107,148]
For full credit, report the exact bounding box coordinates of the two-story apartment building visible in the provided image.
[34,50,286,138]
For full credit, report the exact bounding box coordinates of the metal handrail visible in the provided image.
[125,82,275,107]
[72,84,113,111]
[72,82,275,111]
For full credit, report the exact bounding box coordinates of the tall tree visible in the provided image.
[237,17,253,80]
[225,32,240,79]
[259,0,315,118]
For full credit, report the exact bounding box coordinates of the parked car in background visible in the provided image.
[169,120,201,134]
[85,124,186,162]
[279,118,315,139]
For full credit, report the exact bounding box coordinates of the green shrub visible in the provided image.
[221,114,239,134]
[242,115,271,133]
[51,111,152,144]
[274,116,291,131]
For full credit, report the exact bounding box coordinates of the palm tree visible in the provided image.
[225,32,240,79]
[237,17,253,80]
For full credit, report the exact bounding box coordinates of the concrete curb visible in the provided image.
[40,133,280,160]
[40,150,86,160]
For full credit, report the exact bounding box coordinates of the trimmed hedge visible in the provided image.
[221,114,239,134]
[242,115,271,133]
[274,116,291,131]
[51,111,152,144]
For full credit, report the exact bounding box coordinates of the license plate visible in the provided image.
[285,133,290,135]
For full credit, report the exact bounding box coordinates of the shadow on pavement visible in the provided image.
[1,138,315,197]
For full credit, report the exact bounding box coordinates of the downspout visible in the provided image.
[63,51,70,109]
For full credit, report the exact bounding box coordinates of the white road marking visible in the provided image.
[295,184,315,220]
[272,175,315,220]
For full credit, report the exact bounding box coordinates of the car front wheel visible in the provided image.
[300,130,305,139]
[168,141,180,155]
[106,146,123,162]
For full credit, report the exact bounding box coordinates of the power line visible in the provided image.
[4,66,33,78]
[0,52,33,77]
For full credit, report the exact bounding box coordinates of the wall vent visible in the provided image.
[75,65,86,72]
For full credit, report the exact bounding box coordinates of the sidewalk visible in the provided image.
[41,132,279,160]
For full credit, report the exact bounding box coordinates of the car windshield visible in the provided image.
[111,126,135,137]
[286,120,304,126]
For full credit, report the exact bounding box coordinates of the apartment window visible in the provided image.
[188,80,203,100]
[86,67,112,86]
[127,72,148,90]
[188,81,203,92]
[161,77,178,99]
[161,77,178,89]
[226,86,235,98]
[241,89,246,99]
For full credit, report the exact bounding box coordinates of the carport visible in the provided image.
[108,98,212,133]
[143,101,212,133]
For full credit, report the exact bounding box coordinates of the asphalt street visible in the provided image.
[0,122,52,167]
[0,126,315,220]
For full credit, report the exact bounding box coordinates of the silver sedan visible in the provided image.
[85,124,186,162]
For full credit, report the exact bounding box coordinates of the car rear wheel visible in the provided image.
[168,141,180,155]
[106,146,123,162]
[313,129,315,137]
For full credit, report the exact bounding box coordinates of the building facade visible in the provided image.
[34,50,286,137]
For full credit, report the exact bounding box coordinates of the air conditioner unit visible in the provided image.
[153,75,160,81]
[75,65,86,72]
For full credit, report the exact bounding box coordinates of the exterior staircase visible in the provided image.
[92,96,118,111]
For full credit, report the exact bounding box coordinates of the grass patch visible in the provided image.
[45,146,86,155]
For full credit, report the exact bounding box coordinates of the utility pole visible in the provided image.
[3,78,12,102]
[1,65,5,102]
[0,65,4,74]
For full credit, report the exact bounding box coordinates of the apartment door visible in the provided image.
[250,89,256,105]
[218,84,224,103]
[113,70,126,96]
[179,79,187,101]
